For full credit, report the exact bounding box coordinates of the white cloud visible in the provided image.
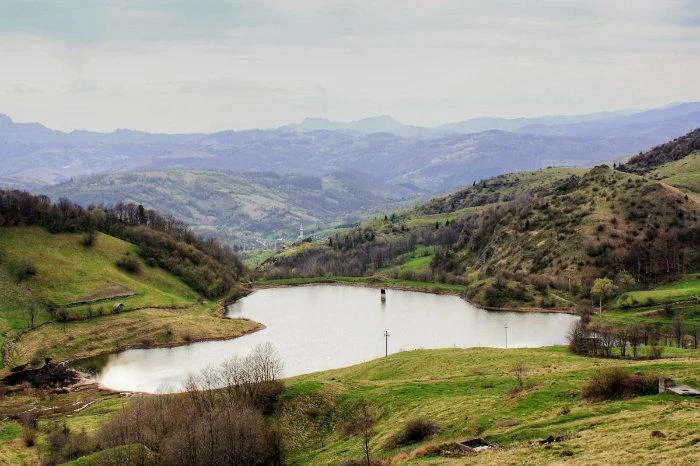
[0,0,698,131]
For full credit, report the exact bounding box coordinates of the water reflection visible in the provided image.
[93,285,578,393]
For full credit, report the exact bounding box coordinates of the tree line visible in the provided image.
[0,189,246,298]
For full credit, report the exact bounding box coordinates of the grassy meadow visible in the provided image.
[281,346,699,465]
[650,151,700,202]
[612,274,700,309]
[0,227,259,368]
[3,345,697,465]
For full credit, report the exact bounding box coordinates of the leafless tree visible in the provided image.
[596,324,615,358]
[511,362,528,390]
[344,399,377,466]
[672,313,685,348]
[27,303,36,329]
[615,327,628,357]
[628,324,643,358]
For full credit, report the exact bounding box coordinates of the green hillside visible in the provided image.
[3,346,697,465]
[281,347,699,465]
[619,127,700,174]
[260,165,699,309]
[43,169,421,250]
[649,150,700,202]
[0,226,259,367]
[259,131,700,340]
[0,227,198,310]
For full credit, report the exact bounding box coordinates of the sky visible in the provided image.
[0,0,699,133]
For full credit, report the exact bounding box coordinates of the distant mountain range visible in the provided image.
[2,102,699,190]
[281,108,641,138]
[2,102,699,248]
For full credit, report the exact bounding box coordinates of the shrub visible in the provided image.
[80,230,96,247]
[484,285,506,307]
[15,257,37,281]
[338,460,387,466]
[567,321,590,355]
[19,412,39,447]
[116,253,140,274]
[97,345,284,465]
[582,368,657,400]
[19,411,39,430]
[648,344,664,359]
[21,427,36,447]
[384,418,442,449]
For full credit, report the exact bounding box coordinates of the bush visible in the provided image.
[80,230,96,247]
[15,257,37,281]
[21,427,36,447]
[45,424,97,464]
[582,368,657,400]
[567,321,589,355]
[648,344,664,359]
[384,418,442,449]
[116,253,140,274]
[97,345,284,465]
[338,460,387,466]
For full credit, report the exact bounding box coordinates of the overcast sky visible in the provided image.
[1,0,699,133]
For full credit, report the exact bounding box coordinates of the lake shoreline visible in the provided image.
[64,317,265,374]
[254,279,578,315]
[67,284,579,393]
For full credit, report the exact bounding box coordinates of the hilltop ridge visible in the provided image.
[260,129,700,310]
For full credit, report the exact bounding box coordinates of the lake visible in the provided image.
[90,285,578,393]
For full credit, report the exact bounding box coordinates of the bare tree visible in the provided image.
[344,399,377,466]
[628,324,642,358]
[27,303,36,329]
[567,320,589,355]
[672,313,685,348]
[596,324,615,358]
[511,361,527,390]
[615,327,628,358]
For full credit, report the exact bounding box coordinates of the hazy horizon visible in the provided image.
[1,0,699,133]
[2,100,696,135]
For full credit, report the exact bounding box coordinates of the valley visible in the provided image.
[41,169,421,251]
[2,2,699,464]
[1,121,698,466]
[2,103,700,254]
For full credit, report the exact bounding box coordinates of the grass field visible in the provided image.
[2,345,697,465]
[612,274,700,309]
[282,346,700,465]
[606,274,700,328]
[651,151,700,202]
[0,227,260,369]
[0,227,198,310]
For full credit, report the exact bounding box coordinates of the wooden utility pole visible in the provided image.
[384,330,390,357]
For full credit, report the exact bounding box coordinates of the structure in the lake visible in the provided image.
[659,378,700,396]
[380,288,386,301]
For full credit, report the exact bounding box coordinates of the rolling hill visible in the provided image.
[260,129,700,310]
[42,169,424,250]
[0,191,255,368]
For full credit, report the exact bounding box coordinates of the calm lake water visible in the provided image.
[92,285,578,393]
